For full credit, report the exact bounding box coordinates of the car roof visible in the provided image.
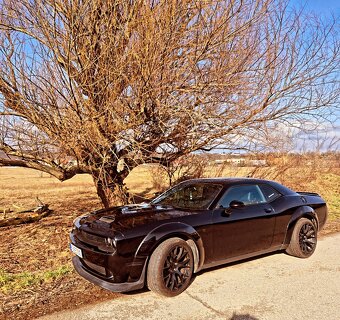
[181,177,296,195]
[184,177,269,184]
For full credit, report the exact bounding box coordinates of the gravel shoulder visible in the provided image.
[38,233,340,320]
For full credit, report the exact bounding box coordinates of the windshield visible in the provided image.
[151,182,222,210]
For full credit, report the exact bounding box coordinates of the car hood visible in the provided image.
[77,203,194,235]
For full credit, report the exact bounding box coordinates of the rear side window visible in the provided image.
[217,184,266,208]
[259,184,281,202]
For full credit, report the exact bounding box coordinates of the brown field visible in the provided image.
[0,165,339,320]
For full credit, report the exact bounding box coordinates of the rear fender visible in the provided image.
[283,206,319,246]
[135,222,205,272]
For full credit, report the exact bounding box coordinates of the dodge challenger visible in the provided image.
[70,178,327,296]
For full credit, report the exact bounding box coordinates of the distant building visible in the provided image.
[214,159,225,164]
[226,157,246,166]
[248,159,267,166]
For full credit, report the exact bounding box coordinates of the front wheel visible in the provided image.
[286,218,317,258]
[147,237,194,297]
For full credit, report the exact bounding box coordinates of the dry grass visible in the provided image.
[0,167,99,211]
[0,165,165,211]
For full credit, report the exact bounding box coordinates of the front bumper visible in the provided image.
[70,228,148,292]
[72,256,147,292]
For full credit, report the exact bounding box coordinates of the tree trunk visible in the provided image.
[92,172,130,208]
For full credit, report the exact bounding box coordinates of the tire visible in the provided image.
[147,237,194,297]
[286,218,317,258]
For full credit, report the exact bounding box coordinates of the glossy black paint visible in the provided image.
[69,178,328,292]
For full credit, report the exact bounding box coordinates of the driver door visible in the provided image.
[211,184,275,262]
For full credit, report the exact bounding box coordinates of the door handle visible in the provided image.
[264,208,272,213]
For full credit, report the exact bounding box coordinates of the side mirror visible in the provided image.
[218,200,245,217]
[229,200,245,209]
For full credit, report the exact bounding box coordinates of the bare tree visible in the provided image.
[0,0,339,207]
[151,154,206,189]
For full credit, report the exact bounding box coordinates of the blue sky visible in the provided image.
[290,0,340,16]
[288,1,340,151]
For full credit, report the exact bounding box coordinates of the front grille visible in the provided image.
[78,230,105,246]
[74,229,115,253]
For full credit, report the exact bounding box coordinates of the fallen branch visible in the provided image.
[0,203,52,227]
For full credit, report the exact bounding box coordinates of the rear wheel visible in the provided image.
[147,237,194,297]
[286,218,317,258]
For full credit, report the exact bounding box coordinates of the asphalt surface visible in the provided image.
[39,233,340,320]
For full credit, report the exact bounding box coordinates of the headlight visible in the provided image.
[100,237,117,253]
[105,237,117,248]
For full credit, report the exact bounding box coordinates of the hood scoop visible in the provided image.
[98,215,116,223]
[121,203,153,214]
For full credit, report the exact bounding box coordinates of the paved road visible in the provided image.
[39,233,340,320]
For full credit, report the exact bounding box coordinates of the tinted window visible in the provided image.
[217,185,266,208]
[259,184,281,202]
[152,183,222,210]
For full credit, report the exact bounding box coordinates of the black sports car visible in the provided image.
[70,178,327,296]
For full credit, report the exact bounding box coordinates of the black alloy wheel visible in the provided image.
[147,238,194,296]
[286,218,317,258]
[298,222,317,254]
[163,245,191,291]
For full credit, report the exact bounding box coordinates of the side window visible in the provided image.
[217,184,267,208]
[259,184,281,202]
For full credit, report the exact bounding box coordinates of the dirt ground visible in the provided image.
[0,166,339,320]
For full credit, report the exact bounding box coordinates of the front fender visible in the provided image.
[283,206,318,246]
[135,222,205,272]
